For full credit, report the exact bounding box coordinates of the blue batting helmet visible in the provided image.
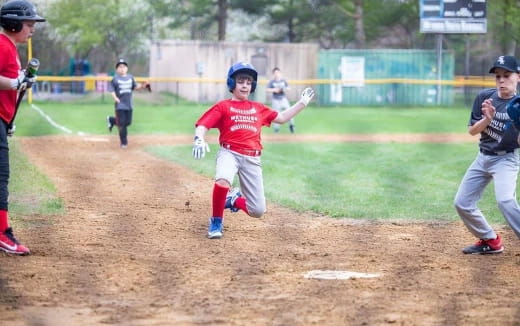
[226,62,258,93]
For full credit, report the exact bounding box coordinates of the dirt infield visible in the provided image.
[1,134,519,326]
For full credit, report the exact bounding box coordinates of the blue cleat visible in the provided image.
[225,188,241,213]
[207,217,223,239]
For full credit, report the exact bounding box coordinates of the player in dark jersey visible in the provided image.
[454,55,520,255]
[107,59,149,148]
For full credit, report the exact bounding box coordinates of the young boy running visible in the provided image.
[192,62,314,239]
[107,59,149,148]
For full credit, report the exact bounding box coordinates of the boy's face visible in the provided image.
[12,21,36,43]
[232,73,253,100]
[116,64,128,75]
[494,68,519,98]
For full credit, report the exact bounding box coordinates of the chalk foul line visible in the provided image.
[303,270,381,280]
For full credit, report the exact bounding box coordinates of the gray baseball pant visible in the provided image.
[454,150,520,239]
[215,148,266,218]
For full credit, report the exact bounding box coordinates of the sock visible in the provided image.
[212,183,229,218]
[234,197,249,214]
[0,210,8,232]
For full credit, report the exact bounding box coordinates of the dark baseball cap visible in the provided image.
[115,59,128,68]
[489,55,520,73]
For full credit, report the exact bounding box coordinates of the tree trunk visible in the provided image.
[353,0,365,48]
[217,0,228,41]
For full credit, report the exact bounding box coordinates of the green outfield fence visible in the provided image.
[317,49,455,106]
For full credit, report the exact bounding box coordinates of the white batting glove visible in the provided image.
[7,124,15,137]
[10,70,36,92]
[299,87,315,106]
[192,136,210,159]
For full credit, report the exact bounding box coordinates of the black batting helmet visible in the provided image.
[115,58,128,69]
[0,0,45,33]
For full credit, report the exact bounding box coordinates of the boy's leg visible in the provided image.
[0,120,29,255]
[208,149,239,238]
[107,116,115,132]
[207,182,229,239]
[212,182,229,218]
[492,152,520,239]
[454,155,495,240]
[237,156,266,218]
[117,110,131,147]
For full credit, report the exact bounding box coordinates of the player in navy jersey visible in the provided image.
[107,59,149,148]
[454,55,520,255]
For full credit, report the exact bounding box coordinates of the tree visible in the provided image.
[488,0,520,55]
[46,0,152,71]
[149,0,228,40]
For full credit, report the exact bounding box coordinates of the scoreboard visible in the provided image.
[420,0,487,33]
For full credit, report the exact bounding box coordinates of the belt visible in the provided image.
[221,143,261,157]
[480,148,514,156]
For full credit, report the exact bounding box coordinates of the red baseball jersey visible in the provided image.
[196,99,278,150]
[0,34,21,124]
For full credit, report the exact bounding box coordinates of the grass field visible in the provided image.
[9,93,512,224]
[15,93,470,136]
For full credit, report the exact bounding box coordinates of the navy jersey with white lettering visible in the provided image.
[109,74,137,110]
[469,88,520,153]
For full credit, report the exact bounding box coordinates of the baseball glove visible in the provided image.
[141,81,151,92]
[506,95,520,130]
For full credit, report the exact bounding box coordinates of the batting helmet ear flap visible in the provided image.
[0,20,23,32]
[226,76,236,93]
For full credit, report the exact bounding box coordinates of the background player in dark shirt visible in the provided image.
[107,59,149,148]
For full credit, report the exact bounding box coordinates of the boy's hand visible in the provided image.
[481,99,495,121]
[7,124,15,137]
[299,87,315,106]
[11,70,36,92]
[192,136,210,159]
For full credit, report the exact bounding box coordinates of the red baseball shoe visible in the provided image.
[0,227,30,255]
[462,234,503,254]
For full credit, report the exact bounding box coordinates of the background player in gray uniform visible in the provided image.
[107,59,149,148]
[454,55,520,254]
[266,67,295,133]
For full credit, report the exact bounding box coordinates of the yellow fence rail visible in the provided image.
[35,75,497,88]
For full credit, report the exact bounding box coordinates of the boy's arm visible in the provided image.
[110,91,120,103]
[135,81,151,91]
[194,125,208,139]
[273,88,314,124]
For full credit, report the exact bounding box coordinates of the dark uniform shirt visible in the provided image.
[109,74,137,110]
[469,88,520,153]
